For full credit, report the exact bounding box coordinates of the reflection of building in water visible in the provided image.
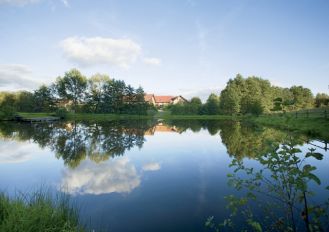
[64,123,73,131]
[145,122,179,135]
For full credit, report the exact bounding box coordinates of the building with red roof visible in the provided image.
[144,94,187,107]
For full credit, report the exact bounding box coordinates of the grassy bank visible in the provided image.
[0,190,85,232]
[14,112,241,121]
[249,115,329,140]
[8,112,329,140]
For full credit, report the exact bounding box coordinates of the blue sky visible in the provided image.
[0,0,329,100]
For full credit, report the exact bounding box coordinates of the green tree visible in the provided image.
[33,85,56,112]
[15,91,34,112]
[289,86,314,110]
[189,97,202,114]
[0,92,16,119]
[220,86,240,115]
[205,93,220,115]
[315,93,329,107]
[86,74,110,113]
[56,69,87,112]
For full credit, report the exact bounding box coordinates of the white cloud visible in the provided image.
[143,57,161,66]
[60,37,142,68]
[0,140,44,163]
[0,64,40,91]
[61,157,141,195]
[0,0,39,6]
[142,162,161,171]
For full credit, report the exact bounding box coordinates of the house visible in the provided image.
[144,94,156,105]
[144,94,187,107]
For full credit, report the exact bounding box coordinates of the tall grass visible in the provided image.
[0,189,85,232]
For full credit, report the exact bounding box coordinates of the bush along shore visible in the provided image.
[0,189,85,232]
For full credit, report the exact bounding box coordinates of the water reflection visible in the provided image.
[0,120,328,231]
[207,140,329,231]
[0,120,325,166]
[165,120,312,159]
[0,120,156,167]
[61,157,141,195]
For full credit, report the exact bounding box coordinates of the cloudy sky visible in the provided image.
[1,0,329,99]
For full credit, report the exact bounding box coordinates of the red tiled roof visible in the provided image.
[154,96,174,103]
[144,94,154,103]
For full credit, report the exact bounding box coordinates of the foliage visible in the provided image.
[33,85,56,112]
[204,93,220,115]
[14,91,35,112]
[55,107,69,119]
[0,120,156,168]
[0,189,85,232]
[219,74,317,116]
[315,93,329,107]
[0,92,17,119]
[56,69,88,112]
[288,86,314,110]
[0,68,151,117]
[207,140,329,231]
[170,95,220,115]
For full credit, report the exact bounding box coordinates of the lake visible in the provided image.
[0,120,328,231]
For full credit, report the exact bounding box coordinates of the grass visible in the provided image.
[0,189,85,232]
[12,111,329,140]
[17,112,54,118]
[249,115,329,140]
[15,112,241,121]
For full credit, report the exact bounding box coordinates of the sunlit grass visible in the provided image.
[251,116,329,140]
[0,189,85,232]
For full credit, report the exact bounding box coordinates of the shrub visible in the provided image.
[0,106,16,120]
[55,107,69,119]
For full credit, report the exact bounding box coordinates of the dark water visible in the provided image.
[0,120,328,231]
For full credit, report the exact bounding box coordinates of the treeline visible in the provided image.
[170,74,329,116]
[0,69,152,119]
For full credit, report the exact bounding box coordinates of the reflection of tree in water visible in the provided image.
[164,120,309,159]
[219,121,308,159]
[207,139,329,232]
[164,119,226,135]
[0,120,156,168]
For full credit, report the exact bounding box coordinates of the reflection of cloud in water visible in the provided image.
[0,140,41,163]
[142,162,161,171]
[61,157,141,195]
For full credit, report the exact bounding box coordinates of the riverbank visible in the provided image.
[0,190,85,232]
[248,115,329,140]
[5,112,329,140]
[15,112,241,121]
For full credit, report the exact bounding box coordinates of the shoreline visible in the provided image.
[2,112,328,140]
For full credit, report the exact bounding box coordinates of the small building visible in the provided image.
[144,94,156,105]
[144,94,187,107]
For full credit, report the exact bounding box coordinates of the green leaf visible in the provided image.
[302,164,316,173]
[326,186,329,191]
[305,152,323,160]
[308,173,321,185]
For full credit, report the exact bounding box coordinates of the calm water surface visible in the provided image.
[0,120,328,231]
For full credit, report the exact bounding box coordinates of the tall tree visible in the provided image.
[33,85,56,112]
[14,91,34,112]
[220,86,240,115]
[205,93,220,115]
[56,69,87,112]
[315,93,329,107]
[86,74,110,113]
[289,86,314,110]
